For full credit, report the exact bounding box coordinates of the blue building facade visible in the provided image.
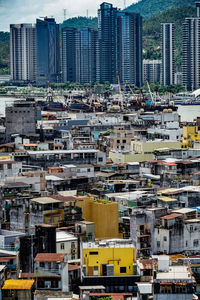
[36,18,60,87]
[117,11,143,87]
[62,27,97,84]
[97,2,118,84]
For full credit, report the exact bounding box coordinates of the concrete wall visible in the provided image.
[83,245,136,276]
[77,196,121,239]
[56,239,78,259]
[154,294,193,300]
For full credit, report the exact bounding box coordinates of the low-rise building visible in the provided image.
[82,239,136,277]
[152,256,195,300]
[81,239,139,296]
[34,253,68,292]
[109,140,181,163]
[56,231,78,260]
[77,196,121,239]
[2,279,35,300]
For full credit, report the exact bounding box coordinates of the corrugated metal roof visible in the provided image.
[2,279,34,290]
[158,196,177,202]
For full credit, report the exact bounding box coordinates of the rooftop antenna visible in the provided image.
[86,9,89,18]
[64,9,67,21]
[124,0,126,8]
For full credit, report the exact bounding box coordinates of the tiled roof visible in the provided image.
[51,195,79,202]
[20,273,35,279]
[162,162,177,166]
[68,264,80,271]
[161,213,182,220]
[0,256,16,263]
[34,253,65,262]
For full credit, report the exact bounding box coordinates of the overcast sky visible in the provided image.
[0,0,139,32]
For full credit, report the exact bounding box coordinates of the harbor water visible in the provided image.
[0,97,199,122]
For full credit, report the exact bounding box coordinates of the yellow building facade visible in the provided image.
[82,240,136,276]
[181,126,200,148]
[109,140,181,163]
[77,196,121,239]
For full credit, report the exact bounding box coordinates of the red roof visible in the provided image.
[68,264,80,271]
[162,162,177,166]
[0,161,17,165]
[161,213,182,220]
[51,195,79,202]
[89,294,132,297]
[139,259,154,269]
[0,256,16,263]
[34,253,65,262]
[20,273,35,279]
[179,161,195,165]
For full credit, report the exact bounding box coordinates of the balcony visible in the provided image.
[35,268,61,277]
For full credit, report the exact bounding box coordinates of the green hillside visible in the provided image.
[125,0,196,18]
[0,32,10,75]
[143,6,196,64]
[61,16,98,29]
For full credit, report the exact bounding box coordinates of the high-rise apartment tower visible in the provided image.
[36,17,60,87]
[10,24,36,83]
[97,2,118,84]
[161,23,175,86]
[117,12,143,87]
[182,3,200,91]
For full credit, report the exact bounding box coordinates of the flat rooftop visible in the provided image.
[31,197,61,205]
[56,231,77,242]
[156,265,192,280]
[83,239,134,249]
[28,149,98,155]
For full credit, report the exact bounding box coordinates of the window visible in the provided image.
[120,267,127,273]
[40,262,44,268]
[51,280,58,288]
[98,157,103,162]
[117,140,120,143]
[123,140,126,143]
[186,241,188,247]
[157,241,160,248]
[87,168,90,172]
[163,236,167,242]
[7,164,12,170]
[193,239,199,247]
[48,262,51,270]
[71,242,75,248]
[60,243,65,250]
[88,233,93,241]
[89,251,98,255]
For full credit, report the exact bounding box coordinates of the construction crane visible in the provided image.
[126,81,140,105]
[117,71,125,110]
[145,77,154,105]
